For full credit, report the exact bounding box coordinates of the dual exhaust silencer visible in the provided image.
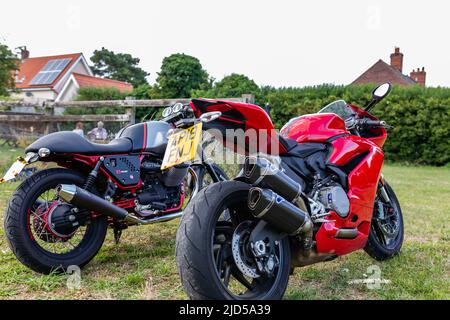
[244,157,312,236]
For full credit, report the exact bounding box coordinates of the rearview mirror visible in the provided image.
[373,83,392,100]
[365,82,392,112]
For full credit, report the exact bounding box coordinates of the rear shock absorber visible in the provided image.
[83,157,104,191]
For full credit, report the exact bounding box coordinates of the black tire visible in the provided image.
[176,180,291,300]
[4,168,108,274]
[364,182,404,261]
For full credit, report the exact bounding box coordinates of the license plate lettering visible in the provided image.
[161,123,202,170]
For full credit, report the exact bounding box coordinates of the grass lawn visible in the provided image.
[0,145,448,299]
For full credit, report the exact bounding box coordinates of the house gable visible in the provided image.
[52,55,92,93]
[15,53,84,91]
[352,59,417,86]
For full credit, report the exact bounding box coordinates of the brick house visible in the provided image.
[12,47,133,103]
[352,47,426,86]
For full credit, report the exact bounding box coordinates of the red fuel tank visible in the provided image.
[280,113,349,143]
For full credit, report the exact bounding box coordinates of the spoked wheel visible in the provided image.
[4,168,108,274]
[365,181,404,261]
[28,188,89,254]
[176,181,291,300]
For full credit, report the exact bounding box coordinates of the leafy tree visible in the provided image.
[156,53,210,98]
[131,84,164,100]
[194,73,259,98]
[0,43,18,96]
[90,47,149,87]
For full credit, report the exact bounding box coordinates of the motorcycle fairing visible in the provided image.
[190,98,289,155]
[315,136,384,255]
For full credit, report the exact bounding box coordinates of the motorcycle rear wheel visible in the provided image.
[4,168,108,274]
[176,181,291,300]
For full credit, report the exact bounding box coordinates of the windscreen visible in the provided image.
[317,100,355,120]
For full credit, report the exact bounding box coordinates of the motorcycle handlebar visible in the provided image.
[359,118,386,128]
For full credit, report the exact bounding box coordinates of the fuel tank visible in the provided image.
[280,113,349,143]
[118,121,170,155]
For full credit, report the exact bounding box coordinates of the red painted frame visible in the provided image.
[52,153,184,214]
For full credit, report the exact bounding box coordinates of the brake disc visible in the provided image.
[231,221,260,279]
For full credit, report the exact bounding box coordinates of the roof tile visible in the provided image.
[16,53,82,89]
[352,59,417,86]
[73,73,133,92]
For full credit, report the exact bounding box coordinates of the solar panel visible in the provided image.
[29,58,72,85]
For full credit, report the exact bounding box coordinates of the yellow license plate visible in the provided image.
[161,122,203,170]
[0,157,28,183]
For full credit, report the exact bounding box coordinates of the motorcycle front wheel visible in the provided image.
[365,181,404,261]
[176,180,291,300]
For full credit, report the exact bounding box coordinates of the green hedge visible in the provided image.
[71,85,450,166]
[263,85,450,166]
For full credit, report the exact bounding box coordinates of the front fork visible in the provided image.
[378,174,391,203]
[376,174,391,220]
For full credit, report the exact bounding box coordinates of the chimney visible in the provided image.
[410,67,426,86]
[17,46,30,61]
[390,47,403,73]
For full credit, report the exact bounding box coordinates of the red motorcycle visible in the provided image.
[176,83,404,300]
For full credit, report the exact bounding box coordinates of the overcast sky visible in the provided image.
[1,0,449,87]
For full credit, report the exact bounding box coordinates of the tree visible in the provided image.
[156,53,210,98]
[0,43,18,96]
[195,73,259,98]
[90,47,149,87]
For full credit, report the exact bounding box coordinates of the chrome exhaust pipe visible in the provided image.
[58,184,183,225]
[124,211,183,225]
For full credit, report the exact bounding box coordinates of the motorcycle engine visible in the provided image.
[136,160,183,211]
[318,183,350,218]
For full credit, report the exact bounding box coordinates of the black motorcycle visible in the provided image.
[1,103,227,274]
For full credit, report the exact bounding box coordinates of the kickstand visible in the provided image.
[113,227,122,244]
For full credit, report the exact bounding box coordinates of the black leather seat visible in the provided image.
[26,131,133,155]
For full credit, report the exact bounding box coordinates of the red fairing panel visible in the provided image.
[190,99,288,155]
[328,135,373,166]
[316,137,385,256]
[281,113,349,143]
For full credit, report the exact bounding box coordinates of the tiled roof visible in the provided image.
[15,53,82,89]
[72,73,133,92]
[352,59,417,86]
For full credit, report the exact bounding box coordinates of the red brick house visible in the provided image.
[12,47,133,103]
[352,47,426,86]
